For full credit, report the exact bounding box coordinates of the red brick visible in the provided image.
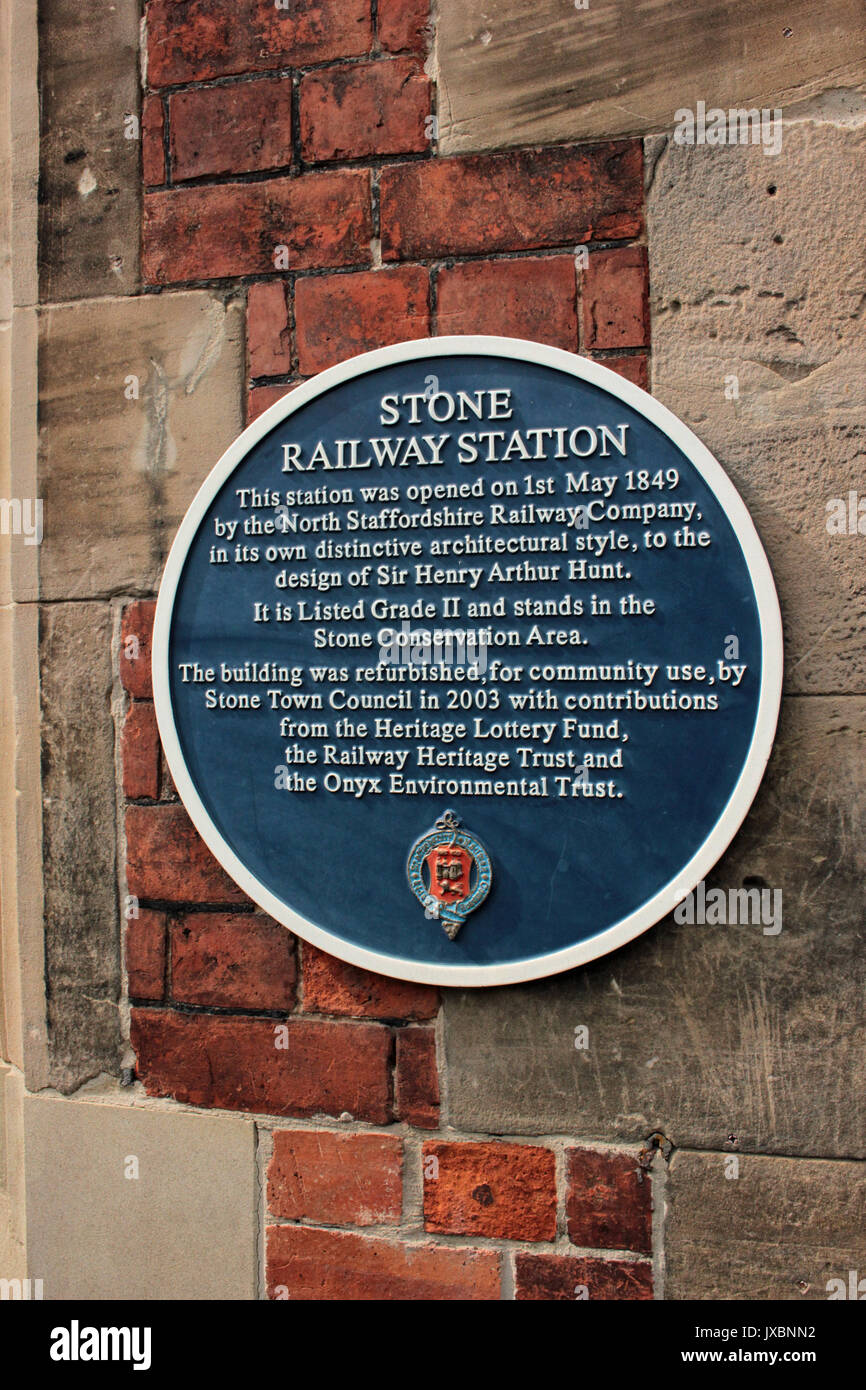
[582,245,650,350]
[596,353,649,391]
[125,803,249,905]
[247,281,292,379]
[159,750,178,802]
[142,94,165,187]
[423,1140,555,1241]
[131,1008,392,1121]
[515,1253,653,1301]
[268,1129,402,1226]
[266,1224,500,1300]
[146,0,372,87]
[302,943,438,1020]
[143,170,372,285]
[566,1148,652,1254]
[436,256,577,350]
[120,601,156,699]
[395,1028,439,1129]
[171,912,296,1010]
[295,266,429,374]
[122,700,161,801]
[378,0,430,54]
[380,141,643,261]
[126,908,166,1001]
[300,59,430,162]
[169,78,293,183]
[247,382,300,424]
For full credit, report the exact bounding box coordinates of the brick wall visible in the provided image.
[118,596,654,1299]
[118,0,655,1299]
[139,0,649,427]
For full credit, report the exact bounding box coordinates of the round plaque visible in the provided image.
[153,337,783,985]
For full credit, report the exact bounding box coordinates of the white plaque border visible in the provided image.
[152,336,784,987]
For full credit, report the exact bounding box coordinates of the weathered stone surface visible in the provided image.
[0,1066,26,1281]
[0,600,46,1087]
[443,696,866,1157]
[0,1065,9,1193]
[23,1089,257,1299]
[665,1149,866,1300]
[39,0,140,299]
[40,602,120,1092]
[437,0,866,154]
[37,291,243,600]
[647,122,866,695]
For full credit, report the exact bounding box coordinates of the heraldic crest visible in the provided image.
[406,809,492,940]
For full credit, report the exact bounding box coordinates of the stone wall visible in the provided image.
[0,0,864,1300]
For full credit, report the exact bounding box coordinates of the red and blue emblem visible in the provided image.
[407,809,492,940]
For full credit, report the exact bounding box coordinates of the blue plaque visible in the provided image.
[153,338,783,985]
